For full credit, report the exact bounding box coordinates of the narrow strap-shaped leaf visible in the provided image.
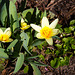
[0,1,7,26]
[20,32,31,55]
[7,39,18,50]
[43,10,47,17]
[11,0,17,4]
[22,8,34,18]
[30,63,41,75]
[26,55,39,59]
[29,61,48,66]
[13,53,24,73]
[9,1,19,31]
[31,39,44,46]
[0,48,9,59]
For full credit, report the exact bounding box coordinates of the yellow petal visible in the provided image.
[0,29,3,35]
[21,25,30,30]
[7,38,13,42]
[41,17,49,28]
[2,38,13,43]
[52,29,59,36]
[46,38,53,45]
[36,33,44,39]
[21,22,27,27]
[4,28,11,37]
[49,18,58,29]
[30,24,41,32]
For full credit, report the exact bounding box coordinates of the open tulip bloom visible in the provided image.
[30,17,59,45]
[21,18,30,30]
[0,28,13,42]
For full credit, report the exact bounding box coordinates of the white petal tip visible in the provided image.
[30,24,41,32]
[46,38,53,45]
[55,18,59,22]
[30,24,33,26]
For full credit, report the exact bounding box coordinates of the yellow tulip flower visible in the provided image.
[0,28,13,42]
[30,17,59,45]
[21,18,30,30]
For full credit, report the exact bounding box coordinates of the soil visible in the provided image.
[0,0,75,75]
[16,0,75,25]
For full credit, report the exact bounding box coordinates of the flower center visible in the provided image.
[0,34,9,41]
[40,26,53,39]
[21,23,30,30]
[21,22,27,27]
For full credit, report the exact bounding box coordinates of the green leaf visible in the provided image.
[30,61,47,66]
[41,10,47,19]
[9,1,19,31]
[69,27,74,31]
[20,32,29,46]
[27,55,39,59]
[49,11,55,19]
[0,1,7,26]
[12,41,23,58]
[71,44,75,49]
[22,8,34,23]
[36,8,41,24]
[0,0,2,3]
[55,24,63,33]
[39,54,45,62]
[43,10,47,17]
[0,58,5,64]
[0,28,6,32]
[60,60,65,66]
[11,0,17,4]
[74,31,75,36]
[31,39,44,46]
[0,48,5,52]
[64,28,71,33]
[64,56,69,65]
[24,0,27,7]
[36,8,40,17]
[70,20,75,25]
[45,49,50,54]
[20,32,31,55]
[13,53,24,73]
[59,56,69,66]
[30,63,41,75]
[55,44,62,49]
[37,45,43,50]
[7,39,18,50]
[23,41,31,55]
[50,58,60,68]
[70,39,75,44]
[24,65,29,74]
[56,50,60,56]
[0,58,5,71]
[52,36,60,39]
[0,48,9,59]
[17,13,21,21]
[67,37,72,41]
[0,64,5,71]
[62,38,69,43]
[22,8,34,18]
[0,43,1,48]
[59,57,65,66]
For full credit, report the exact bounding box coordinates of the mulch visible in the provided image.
[16,0,75,25]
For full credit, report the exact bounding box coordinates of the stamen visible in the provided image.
[40,26,53,39]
